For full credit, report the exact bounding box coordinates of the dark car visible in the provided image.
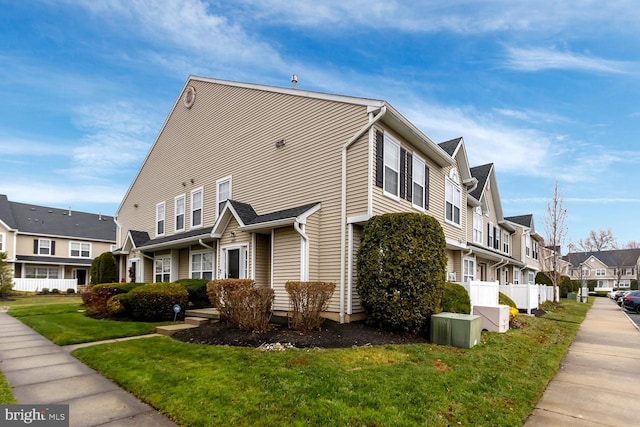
[621,290,640,314]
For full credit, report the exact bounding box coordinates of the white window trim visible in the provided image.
[488,222,494,248]
[528,272,535,284]
[503,231,510,255]
[156,201,166,237]
[411,154,426,210]
[69,241,92,258]
[37,238,52,256]
[445,171,462,227]
[190,249,215,280]
[525,234,531,258]
[175,194,186,232]
[154,255,172,283]
[221,244,248,279]
[0,232,4,252]
[383,134,400,200]
[513,269,521,284]
[463,257,476,283]
[191,187,204,229]
[216,176,232,218]
[473,210,483,244]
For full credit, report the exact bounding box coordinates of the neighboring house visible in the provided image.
[504,214,544,284]
[0,194,116,290]
[114,75,480,323]
[564,248,640,291]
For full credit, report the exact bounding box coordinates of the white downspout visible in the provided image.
[293,222,308,281]
[340,105,387,323]
[198,239,214,250]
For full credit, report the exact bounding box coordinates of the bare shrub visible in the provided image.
[207,279,274,333]
[285,281,335,332]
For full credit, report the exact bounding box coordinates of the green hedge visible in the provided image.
[173,278,211,308]
[87,282,144,315]
[439,282,471,314]
[128,282,189,321]
[356,213,447,335]
[498,292,517,309]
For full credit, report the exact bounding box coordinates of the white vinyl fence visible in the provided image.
[462,280,500,308]
[12,278,78,293]
[499,283,559,314]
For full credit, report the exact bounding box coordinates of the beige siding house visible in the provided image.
[564,249,640,291]
[0,194,116,289]
[114,76,471,322]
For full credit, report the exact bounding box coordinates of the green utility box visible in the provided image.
[431,313,481,349]
[567,292,577,301]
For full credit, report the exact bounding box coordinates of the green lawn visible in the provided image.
[71,299,592,427]
[0,371,16,405]
[8,303,173,345]
[1,294,83,307]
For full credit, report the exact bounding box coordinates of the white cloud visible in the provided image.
[503,47,633,74]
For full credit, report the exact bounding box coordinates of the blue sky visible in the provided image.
[1,0,639,249]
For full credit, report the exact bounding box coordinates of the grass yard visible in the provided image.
[72,299,592,426]
[8,303,173,345]
[0,370,16,404]
[0,294,82,307]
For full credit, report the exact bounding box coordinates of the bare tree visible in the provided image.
[543,181,568,301]
[576,228,617,252]
[623,240,640,249]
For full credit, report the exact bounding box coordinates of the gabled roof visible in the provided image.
[128,227,214,251]
[213,200,321,236]
[0,194,116,242]
[438,137,462,157]
[564,248,640,268]
[469,163,493,201]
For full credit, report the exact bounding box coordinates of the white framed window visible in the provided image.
[503,231,510,254]
[525,235,531,257]
[597,280,608,288]
[494,227,500,250]
[175,194,186,232]
[473,209,483,244]
[191,251,214,280]
[154,256,171,282]
[156,202,166,236]
[222,245,248,279]
[488,222,494,248]
[514,269,521,284]
[625,267,634,275]
[36,238,53,255]
[383,135,400,198]
[528,272,535,284]
[532,240,539,260]
[191,187,203,228]
[596,269,606,276]
[412,155,426,209]
[0,232,4,251]
[70,242,91,258]
[216,177,231,217]
[463,258,475,283]
[25,265,59,279]
[445,170,461,226]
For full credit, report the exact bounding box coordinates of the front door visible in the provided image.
[74,269,88,285]
[222,246,248,279]
[227,249,240,279]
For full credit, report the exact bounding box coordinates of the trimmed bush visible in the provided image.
[66,288,76,294]
[41,288,50,295]
[559,276,579,298]
[87,282,144,316]
[498,292,517,309]
[128,282,189,321]
[356,212,447,335]
[439,282,471,314]
[106,294,129,317]
[173,278,210,308]
[285,281,335,331]
[535,272,553,286]
[207,279,274,332]
[632,280,638,290]
[51,288,60,294]
[90,251,118,285]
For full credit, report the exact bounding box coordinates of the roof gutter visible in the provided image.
[340,105,387,323]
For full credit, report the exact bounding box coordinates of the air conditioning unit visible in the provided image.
[472,305,509,333]
[431,313,481,348]
[447,271,457,281]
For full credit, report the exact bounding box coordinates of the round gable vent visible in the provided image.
[183,85,196,108]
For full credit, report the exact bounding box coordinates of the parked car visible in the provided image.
[611,290,627,300]
[617,291,632,306]
[622,290,640,314]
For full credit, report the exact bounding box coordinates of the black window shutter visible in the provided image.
[424,165,430,209]
[51,241,56,256]
[487,224,491,247]
[494,227,499,249]
[406,153,413,201]
[33,239,38,254]
[375,131,384,188]
[399,148,406,199]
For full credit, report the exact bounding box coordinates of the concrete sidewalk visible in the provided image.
[0,312,178,427]
[525,297,640,426]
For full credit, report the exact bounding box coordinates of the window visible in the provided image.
[175,194,185,232]
[528,272,535,284]
[463,258,475,283]
[625,267,634,276]
[216,177,231,217]
[513,269,521,284]
[503,231,510,254]
[156,202,165,236]
[412,155,428,209]
[445,171,461,226]
[596,269,606,276]
[383,136,400,198]
[0,233,4,251]
[473,209,483,243]
[488,223,494,248]
[34,238,54,256]
[525,235,531,257]
[154,256,171,282]
[494,227,500,250]
[191,187,203,227]
[532,241,539,260]
[70,242,91,258]
[191,251,214,280]
[25,266,59,279]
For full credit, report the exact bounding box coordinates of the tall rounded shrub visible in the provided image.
[128,282,189,321]
[439,282,471,314]
[90,252,118,285]
[356,212,447,334]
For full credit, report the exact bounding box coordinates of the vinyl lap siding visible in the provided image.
[254,233,271,287]
[272,227,301,311]
[305,212,320,281]
[349,224,364,314]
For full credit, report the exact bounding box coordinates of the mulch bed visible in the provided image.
[171,316,429,349]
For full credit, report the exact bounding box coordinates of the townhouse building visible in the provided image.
[564,248,640,291]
